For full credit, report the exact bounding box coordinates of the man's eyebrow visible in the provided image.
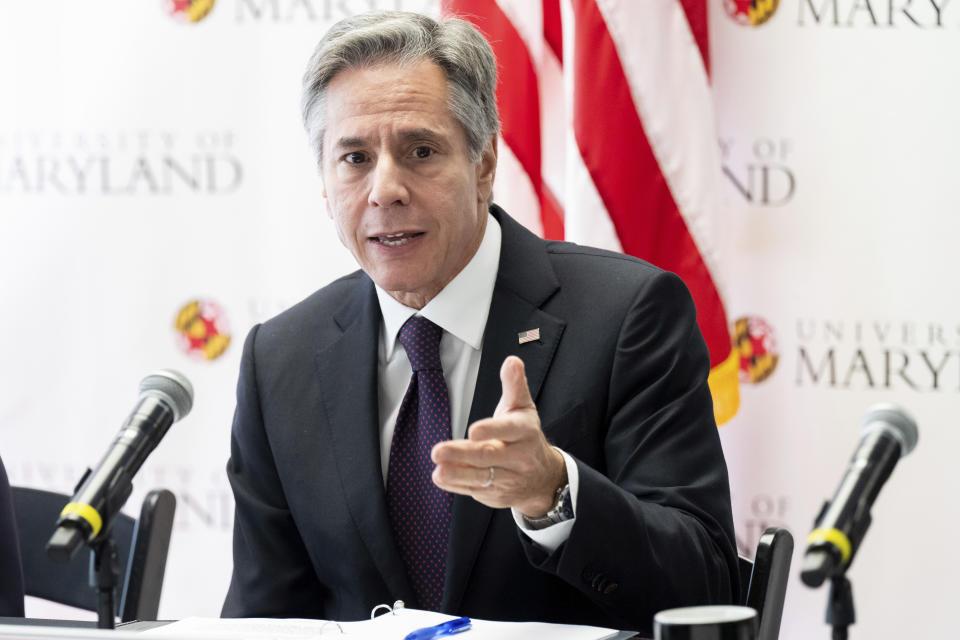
[332,136,367,151]
[333,136,367,149]
[398,128,444,143]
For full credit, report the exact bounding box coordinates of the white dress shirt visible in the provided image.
[374,214,579,553]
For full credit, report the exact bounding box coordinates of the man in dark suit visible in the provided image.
[0,455,25,616]
[223,11,738,635]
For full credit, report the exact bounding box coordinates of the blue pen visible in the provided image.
[404,616,472,640]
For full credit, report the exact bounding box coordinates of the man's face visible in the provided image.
[320,59,497,309]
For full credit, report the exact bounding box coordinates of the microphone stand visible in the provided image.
[89,534,119,629]
[825,575,855,640]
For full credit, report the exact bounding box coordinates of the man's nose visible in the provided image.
[368,156,409,207]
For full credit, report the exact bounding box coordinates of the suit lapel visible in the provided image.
[443,207,566,612]
[314,278,415,605]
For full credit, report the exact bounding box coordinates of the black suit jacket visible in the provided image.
[223,206,738,635]
[0,455,24,617]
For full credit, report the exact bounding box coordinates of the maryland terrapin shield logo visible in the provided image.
[175,299,231,361]
[724,0,780,26]
[165,0,215,24]
[735,316,779,383]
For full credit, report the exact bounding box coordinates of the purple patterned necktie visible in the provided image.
[385,315,453,611]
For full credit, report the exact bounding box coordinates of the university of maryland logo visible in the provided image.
[175,299,231,361]
[165,0,215,24]
[724,0,780,26]
[735,316,779,384]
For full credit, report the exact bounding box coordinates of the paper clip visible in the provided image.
[404,616,471,640]
[370,599,405,619]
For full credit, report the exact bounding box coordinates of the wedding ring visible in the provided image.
[481,466,495,488]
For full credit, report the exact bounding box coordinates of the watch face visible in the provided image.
[552,485,573,522]
[561,488,574,520]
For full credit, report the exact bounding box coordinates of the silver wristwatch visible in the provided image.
[522,484,573,530]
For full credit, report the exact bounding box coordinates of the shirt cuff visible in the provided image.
[511,448,579,554]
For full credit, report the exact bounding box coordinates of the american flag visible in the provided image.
[442,0,740,424]
[518,328,541,345]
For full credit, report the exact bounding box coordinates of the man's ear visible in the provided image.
[319,182,334,219]
[324,192,335,220]
[476,135,498,204]
[319,170,334,218]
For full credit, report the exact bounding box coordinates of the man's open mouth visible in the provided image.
[374,232,424,247]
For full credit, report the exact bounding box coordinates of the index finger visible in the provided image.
[468,412,538,444]
[432,437,505,466]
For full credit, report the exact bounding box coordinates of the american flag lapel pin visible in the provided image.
[518,328,541,345]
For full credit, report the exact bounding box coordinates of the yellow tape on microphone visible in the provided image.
[60,502,103,538]
[807,527,852,564]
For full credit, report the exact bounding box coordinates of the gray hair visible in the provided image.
[301,11,500,165]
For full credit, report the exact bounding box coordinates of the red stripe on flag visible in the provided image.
[678,0,710,76]
[570,0,730,366]
[543,0,563,63]
[444,0,559,240]
[541,183,565,240]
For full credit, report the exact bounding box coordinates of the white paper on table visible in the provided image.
[141,610,626,640]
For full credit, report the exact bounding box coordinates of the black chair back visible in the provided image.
[739,527,794,640]
[12,486,175,621]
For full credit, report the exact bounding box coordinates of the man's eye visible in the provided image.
[344,152,367,164]
[412,146,434,159]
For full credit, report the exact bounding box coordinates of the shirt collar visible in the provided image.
[376,213,502,354]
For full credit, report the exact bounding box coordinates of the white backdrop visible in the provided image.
[711,1,960,638]
[1,1,957,638]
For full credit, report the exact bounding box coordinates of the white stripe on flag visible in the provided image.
[539,39,566,210]
[494,137,544,237]
[564,130,623,253]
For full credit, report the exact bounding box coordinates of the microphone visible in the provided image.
[46,369,193,563]
[800,404,918,588]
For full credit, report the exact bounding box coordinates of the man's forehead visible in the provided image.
[325,59,448,108]
[322,60,467,154]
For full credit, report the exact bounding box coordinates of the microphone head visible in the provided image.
[140,369,194,421]
[861,403,918,456]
